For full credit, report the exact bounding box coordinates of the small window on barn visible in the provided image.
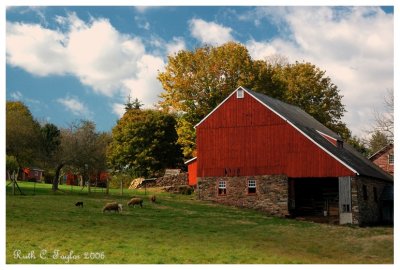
[388,154,394,165]
[237,89,244,99]
[248,179,256,194]
[218,181,227,196]
[373,187,378,202]
[342,204,351,213]
[362,185,368,201]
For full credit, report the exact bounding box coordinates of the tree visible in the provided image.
[371,89,393,142]
[158,42,349,157]
[107,109,183,178]
[40,123,61,169]
[125,95,143,111]
[52,120,109,191]
[6,101,41,167]
[347,135,369,157]
[368,130,390,155]
[264,61,348,139]
[6,155,19,178]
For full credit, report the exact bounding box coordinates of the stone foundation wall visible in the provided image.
[351,176,391,225]
[198,175,289,217]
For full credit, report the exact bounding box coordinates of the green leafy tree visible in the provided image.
[158,42,255,157]
[368,130,390,155]
[347,135,369,157]
[6,101,41,167]
[158,42,350,157]
[40,123,61,169]
[6,155,19,178]
[125,95,143,111]
[107,109,183,178]
[263,61,348,139]
[52,120,109,191]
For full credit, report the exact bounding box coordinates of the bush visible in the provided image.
[6,155,19,175]
[178,185,194,195]
[108,173,132,189]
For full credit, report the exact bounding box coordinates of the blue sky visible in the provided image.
[5,5,394,138]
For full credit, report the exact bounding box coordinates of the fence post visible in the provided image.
[106,178,109,195]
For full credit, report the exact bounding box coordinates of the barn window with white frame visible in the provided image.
[218,181,226,195]
[248,179,256,194]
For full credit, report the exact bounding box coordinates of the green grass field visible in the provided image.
[6,181,393,264]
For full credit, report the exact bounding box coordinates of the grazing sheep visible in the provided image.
[75,201,83,207]
[127,198,143,208]
[102,202,121,213]
[118,204,123,212]
[150,195,156,203]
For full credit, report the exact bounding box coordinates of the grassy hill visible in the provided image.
[6,181,393,264]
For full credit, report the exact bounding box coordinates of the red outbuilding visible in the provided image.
[369,144,394,176]
[191,86,393,225]
[185,157,198,187]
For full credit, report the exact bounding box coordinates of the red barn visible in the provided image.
[22,167,44,182]
[192,86,393,225]
[369,144,394,176]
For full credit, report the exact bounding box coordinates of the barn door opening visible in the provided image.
[338,176,353,224]
[290,178,339,224]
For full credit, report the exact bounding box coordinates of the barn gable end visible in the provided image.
[196,86,357,178]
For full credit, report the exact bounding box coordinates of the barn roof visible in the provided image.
[244,87,393,182]
[196,86,392,182]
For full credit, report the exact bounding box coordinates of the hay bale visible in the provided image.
[128,178,145,189]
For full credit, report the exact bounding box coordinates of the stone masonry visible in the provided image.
[198,175,289,217]
[351,176,391,225]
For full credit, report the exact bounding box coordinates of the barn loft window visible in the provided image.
[389,154,394,165]
[237,89,244,99]
[248,179,256,194]
[218,181,227,196]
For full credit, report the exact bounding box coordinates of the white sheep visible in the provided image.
[102,202,121,213]
[127,197,143,208]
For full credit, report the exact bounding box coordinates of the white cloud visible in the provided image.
[189,18,235,46]
[244,7,393,137]
[134,16,150,30]
[165,37,186,56]
[10,91,23,100]
[111,103,125,118]
[6,12,167,112]
[121,54,165,108]
[7,22,69,76]
[111,55,165,118]
[57,96,92,118]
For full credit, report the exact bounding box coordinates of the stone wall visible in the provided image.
[198,175,289,217]
[351,176,391,225]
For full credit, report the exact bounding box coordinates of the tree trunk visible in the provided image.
[53,163,64,191]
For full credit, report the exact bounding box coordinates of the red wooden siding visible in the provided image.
[317,131,338,146]
[370,147,394,176]
[187,160,198,186]
[196,91,355,178]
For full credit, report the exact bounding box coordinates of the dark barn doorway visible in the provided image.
[289,177,339,224]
